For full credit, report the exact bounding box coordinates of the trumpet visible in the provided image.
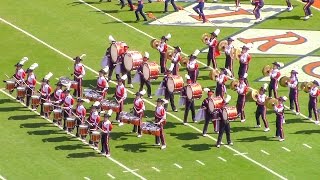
[150,39,160,49]
[218,40,228,52]
[201,33,210,44]
[300,81,313,93]
[230,48,241,60]
[279,76,290,87]
[262,65,271,77]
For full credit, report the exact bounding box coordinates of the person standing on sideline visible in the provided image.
[252,0,264,23]
[285,0,293,11]
[135,0,148,21]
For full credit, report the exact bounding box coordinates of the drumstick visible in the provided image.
[6,73,35,92]
[5,74,23,86]
[70,111,107,133]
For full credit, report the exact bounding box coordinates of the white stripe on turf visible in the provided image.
[234,152,248,156]
[260,150,270,155]
[0,17,288,180]
[303,144,312,149]
[84,177,91,180]
[0,89,146,180]
[151,167,160,172]
[174,163,183,169]
[123,169,139,173]
[218,157,227,162]
[281,147,291,152]
[107,173,116,179]
[196,160,205,165]
[0,174,7,180]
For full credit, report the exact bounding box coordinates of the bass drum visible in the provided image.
[222,106,238,120]
[124,51,143,71]
[110,42,127,63]
[167,75,184,93]
[142,62,160,80]
[208,97,224,112]
[186,83,202,100]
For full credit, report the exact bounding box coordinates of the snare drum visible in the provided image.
[110,102,120,112]
[17,87,26,98]
[70,81,78,89]
[167,75,184,93]
[110,42,127,62]
[186,83,202,100]
[79,125,88,136]
[66,117,76,129]
[142,62,160,80]
[101,100,111,111]
[31,95,40,106]
[120,112,130,124]
[53,109,63,120]
[91,93,102,102]
[5,80,15,91]
[124,51,143,71]
[91,131,101,143]
[141,122,160,136]
[208,97,224,112]
[43,102,52,113]
[222,106,238,120]
[130,116,140,126]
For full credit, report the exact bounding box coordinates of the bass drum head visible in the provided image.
[222,108,228,120]
[167,78,174,93]
[186,85,193,100]
[110,44,118,63]
[124,53,133,71]
[142,63,150,80]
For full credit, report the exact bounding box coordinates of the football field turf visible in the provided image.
[1,0,320,179]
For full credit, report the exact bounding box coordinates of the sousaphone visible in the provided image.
[262,65,271,77]
[218,40,228,52]
[265,97,279,109]
[150,39,160,49]
[201,33,210,44]
[209,68,220,81]
[279,76,290,87]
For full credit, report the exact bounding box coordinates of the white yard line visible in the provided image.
[260,150,270,155]
[107,173,116,179]
[283,105,317,123]
[151,167,160,172]
[123,169,139,173]
[0,16,288,180]
[217,157,227,162]
[303,144,312,149]
[281,147,291,152]
[0,174,7,180]
[234,152,248,156]
[84,177,91,180]
[0,89,146,180]
[174,163,183,169]
[196,160,205,165]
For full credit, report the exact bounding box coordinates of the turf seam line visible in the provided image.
[107,173,116,179]
[217,157,227,162]
[0,16,288,180]
[303,144,312,149]
[196,160,205,165]
[174,163,183,169]
[281,147,291,152]
[151,167,160,172]
[260,150,270,155]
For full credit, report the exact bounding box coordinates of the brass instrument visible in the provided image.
[300,81,313,93]
[166,50,174,60]
[201,33,210,44]
[262,65,271,77]
[218,40,228,52]
[265,98,279,109]
[279,76,290,87]
[209,68,220,81]
[180,57,189,67]
[230,48,241,60]
[246,89,258,102]
[230,79,239,90]
[150,39,160,49]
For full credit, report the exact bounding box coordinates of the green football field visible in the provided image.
[1,0,320,179]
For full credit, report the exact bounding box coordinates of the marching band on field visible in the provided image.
[4,28,319,157]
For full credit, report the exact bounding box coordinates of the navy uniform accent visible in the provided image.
[287,70,300,113]
[164,0,178,13]
[268,62,281,98]
[273,96,286,141]
[224,37,235,76]
[255,87,269,129]
[181,82,195,123]
[135,0,147,21]
[216,108,232,147]
[162,72,177,112]
[308,80,319,122]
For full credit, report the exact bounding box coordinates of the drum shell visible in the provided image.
[6,80,15,91]
[91,131,101,142]
[70,81,78,89]
[17,87,26,98]
[124,51,143,71]
[66,118,76,129]
[222,106,238,120]
[142,62,160,80]
[208,97,224,112]
[53,109,63,120]
[31,95,40,106]
[110,42,127,63]
[167,75,184,93]
[79,125,88,136]
[186,83,202,100]
[43,103,52,113]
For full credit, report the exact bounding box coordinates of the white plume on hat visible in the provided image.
[93,101,100,107]
[82,99,90,103]
[140,89,146,96]
[203,88,210,92]
[214,29,220,36]
[103,66,109,73]
[109,35,116,42]
[281,96,288,101]
[44,72,53,80]
[80,54,86,59]
[144,52,149,58]
[121,74,128,80]
[185,74,191,80]
[19,57,28,65]
[192,49,200,57]
[263,83,268,90]
[162,99,169,104]
[29,63,39,70]
[168,63,175,71]
[107,109,113,116]
[165,33,171,39]
[225,94,231,103]
[243,73,248,78]
[277,62,284,68]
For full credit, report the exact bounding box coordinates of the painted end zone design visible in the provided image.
[149,3,286,27]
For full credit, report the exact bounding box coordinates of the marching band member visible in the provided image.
[287,69,300,115]
[62,89,74,130]
[252,0,264,23]
[171,46,182,75]
[193,0,206,23]
[273,96,287,141]
[235,0,240,11]
[25,63,38,108]
[97,67,109,99]
[106,36,116,81]
[163,65,178,112]
[51,82,64,104]
[181,75,195,124]
[132,90,146,137]
[138,52,152,98]
[73,54,86,97]
[268,62,282,98]
[202,88,215,136]
[187,49,200,83]
[115,75,128,125]
[238,44,252,85]
[285,0,293,11]
[215,68,230,98]
[164,0,178,13]
[87,102,101,149]
[236,77,248,122]
[120,0,134,10]
[135,0,148,21]
[115,41,132,88]
[39,72,53,118]
[308,80,319,124]
[12,57,27,97]
[157,34,170,73]
[303,0,314,20]
[255,84,270,132]
[155,98,167,150]
[216,103,233,148]
[75,98,87,138]
[206,29,220,69]
[101,110,113,157]
[224,37,235,77]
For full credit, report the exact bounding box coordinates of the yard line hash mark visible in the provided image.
[196,160,205,165]
[174,163,183,169]
[218,157,227,162]
[260,150,270,155]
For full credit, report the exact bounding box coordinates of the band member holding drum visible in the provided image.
[101,111,113,157]
[187,50,200,83]
[205,29,220,69]
[25,63,38,108]
[138,52,152,99]
[12,57,28,97]
[236,77,248,122]
[287,69,300,115]
[40,73,53,118]
[224,37,235,77]
[215,68,230,98]
[73,54,86,97]
[102,47,114,82]
[202,88,215,136]
[216,104,233,148]
[155,98,167,150]
[171,46,182,75]
[132,90,146,137]
[181,75,195,124]
[193,0,206,23]
[157,34,170,73]
[51,82,64,104]
[273,96,287,141]
[97,67,109,99]
[238,44,251,85]
[62,89,74,130]
[268,62,282,98]
[87,103,101,148]
[308,80,320,124]
[162,67,178,112]
[255,84,270,132]
[75,98,87,138]
[115,75,128,125]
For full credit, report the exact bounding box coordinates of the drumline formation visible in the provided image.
[4,28,320,155]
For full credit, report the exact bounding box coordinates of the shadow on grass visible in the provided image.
[55,144,87,150]
[68,1,102,6]
[292,129,320,135]
[20,122,51,128]
[0,99,14,104]
[284,118,309,124]
[182,143,211,151]
[236,135,276,142]
[231,126,256,133]
[8,114,39,120]
[42,136,76,143]
[110,132,131,140]
[268,15,302,21]
[0,106,23,112]
[27,129,61,135]
[115,142,154,153]
[67,152,99,158]
[169,132,200,140]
